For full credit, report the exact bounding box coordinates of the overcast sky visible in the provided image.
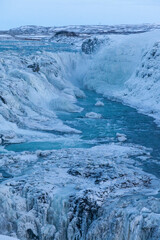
[0,0,160,30]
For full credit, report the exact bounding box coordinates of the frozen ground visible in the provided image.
[0,25,160,239]
[1,24,160,39]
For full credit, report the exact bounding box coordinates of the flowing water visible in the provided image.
[1,36,160,239]
[1,39,160,180]
[5,90,160,178]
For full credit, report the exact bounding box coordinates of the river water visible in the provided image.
[5,90,160,179]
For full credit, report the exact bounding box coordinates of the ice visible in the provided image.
[1,29,160,141]
[0,144,159,239]
[0,25,160,239]
[82,30,160,124]
[95,100,104,106]
[0,50,86,142]
[0,236,19,240]
[85,112,102,119]
[116,133,127,142]
[121,41,160,123]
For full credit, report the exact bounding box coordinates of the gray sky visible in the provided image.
[0,0,160,30]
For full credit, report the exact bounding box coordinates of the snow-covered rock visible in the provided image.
[5,24,160,37]
[0,144,159,239]
[0,50,86,142]
[82,30,160,124]
[122,41,160,122]
[81,37,105,54]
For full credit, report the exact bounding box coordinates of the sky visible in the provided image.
[0,0,160,30]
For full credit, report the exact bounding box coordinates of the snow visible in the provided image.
[0,50,85,143]
[5,24,160,37]
[0,143,159,239]
[116,133,127,142]
[95,100,104,106]
[0,28,160,141]
[0,25,160,239]
[0,236,19,240]
[0,35,14,40]
[82,30,160,125]
[121,41,160,123]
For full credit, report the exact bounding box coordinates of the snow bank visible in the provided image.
[0,236,19,240]
[122,41,160,123]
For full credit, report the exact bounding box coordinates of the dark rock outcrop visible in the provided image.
[81,37,104,54]
[27,63,40,73]
[54,31,78,37]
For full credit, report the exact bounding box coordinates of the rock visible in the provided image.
[81,37,104,54]
[54,31,78,37]
[27,63,40,72]
[67,169,81,176]
[0,96,6,104]
[0,144,159,240]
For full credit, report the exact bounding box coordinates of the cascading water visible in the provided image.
[0,28,160,240]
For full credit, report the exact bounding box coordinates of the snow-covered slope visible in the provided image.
[1,24,160,42]
[0,50,86,143]
[82,30,160,124]
[122,41,160,123]
[5,24,160,35]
